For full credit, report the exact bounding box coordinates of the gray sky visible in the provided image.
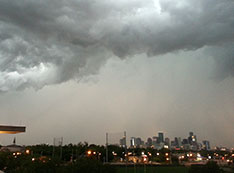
[0,0,234,147]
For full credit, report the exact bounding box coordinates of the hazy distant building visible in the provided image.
[202,140,211,150]
[136,137,142,147]
[174,137,182,148]
[188,132,199,150]
[130,137,136,148]
[188,132,197,144]
[146,138,153,148]
[181,138,189,150]
[178,137,182,147]
[171,140,175,148]
[152,136,158,145]
[198,143,203,150]
[164,137,170,149]
[165,137,170,145]
[174,137,179,147]
[182,139,189,145]
[183,144,191,150]
[158,132,164,143]
[119,137,126,148]
[130,137,144,148]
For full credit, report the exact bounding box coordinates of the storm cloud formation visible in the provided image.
[0,0,234,91]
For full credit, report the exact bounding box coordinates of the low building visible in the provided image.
[0,144,25,153]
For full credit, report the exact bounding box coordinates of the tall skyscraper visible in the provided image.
[130,137,136,147]
[146,138,153,148]
[158,132,164,143]
[188,132,197,144]
[174,137,179,147]
[136,137,142,147]
[164,137,170,148]
[202,140,210,150]
[119,136,126,148]
[178,137,182,147]
[182,139,189,145]
[152,136,158,144]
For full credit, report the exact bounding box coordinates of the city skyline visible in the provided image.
[0,0,234,148]
[126,131,211,150]
[0,129,228,150]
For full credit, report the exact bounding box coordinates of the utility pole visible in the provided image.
[106,133,108,163]
[124,131,128,173]
[124,131,127,160]
[52,138,55,158]
[60,137,63,160]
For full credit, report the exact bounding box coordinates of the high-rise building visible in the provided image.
[178,137,182,147]
[202,140,210,150]
[146,138,153,148]
[181,138,190,150]
[152,136,158,145]
[174,137,179,147]
[119,136,126,148]
[136,137,142,147]
[188,132,197,144]
[158,132,164,143]
[164,137,170,149]
[182,139,189,145]
[188,132,199,150]
[130,137,136,148]
[130,137,144,148]
[165,137,170,145]
[171,140,175,148]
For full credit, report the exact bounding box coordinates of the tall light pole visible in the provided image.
[106,133,108,163]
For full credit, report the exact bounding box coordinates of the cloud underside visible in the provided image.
[0,0,234,91]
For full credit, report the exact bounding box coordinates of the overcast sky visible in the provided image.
[0,0,234,148]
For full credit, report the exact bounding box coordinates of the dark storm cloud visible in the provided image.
[207,44,234,79]
[0,0,234,91]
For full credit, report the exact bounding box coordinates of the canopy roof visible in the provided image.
[0,125,26,134]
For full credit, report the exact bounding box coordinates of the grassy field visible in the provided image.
[116,166,189,173]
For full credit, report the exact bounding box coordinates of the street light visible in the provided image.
[87,150,92,155]
[26,149,30,154]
